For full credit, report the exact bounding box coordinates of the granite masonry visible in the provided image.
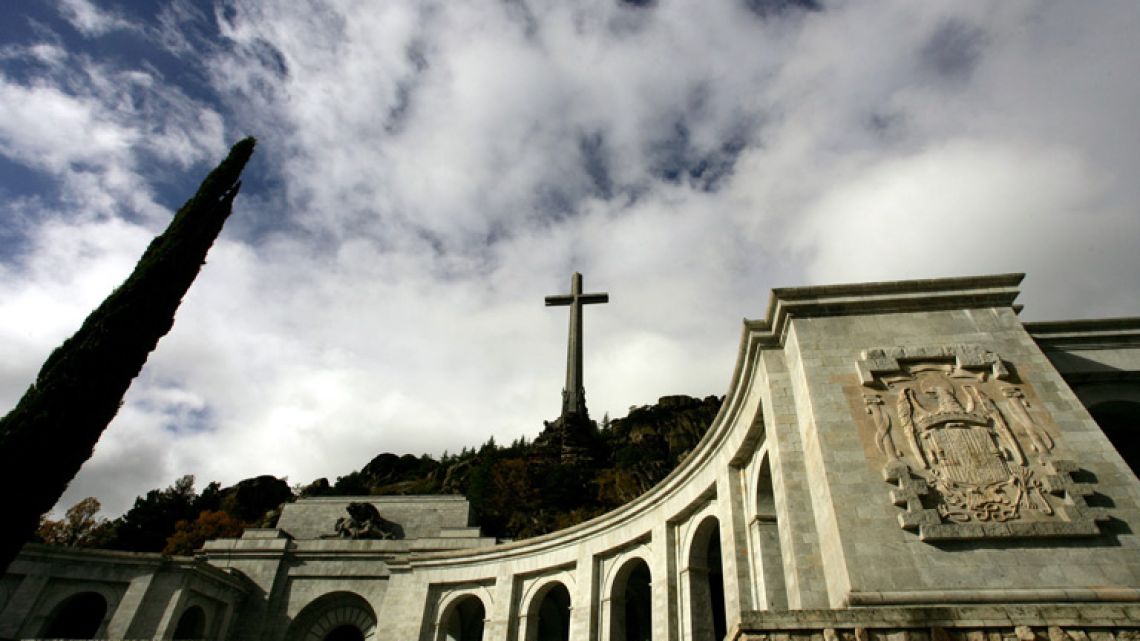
[1,274,1138,641]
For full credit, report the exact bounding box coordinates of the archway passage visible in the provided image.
[40,591,107,639]
[173,605,206,639]
[754,459,788,610]
[441,595,485,641]
[613,559,651,641]
[1089,400,1140,475]
[687,517,728,641]
[325,625,365,641]
[287,591,376,641]
[707,531,727,641]
[534,583,571,641]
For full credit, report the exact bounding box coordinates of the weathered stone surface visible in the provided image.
[4,274,1140,641]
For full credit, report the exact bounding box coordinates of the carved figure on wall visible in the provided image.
[864,394,902,462]
[855,345,1105,541]
[893,368,1050,523]
[1002,386,1054,458]
[329,502,403,540]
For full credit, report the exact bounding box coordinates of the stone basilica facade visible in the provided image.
[2,274,1139,641]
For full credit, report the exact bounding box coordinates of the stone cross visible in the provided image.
[545,272,608,419]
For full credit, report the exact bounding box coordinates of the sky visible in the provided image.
[2,0,1139,518]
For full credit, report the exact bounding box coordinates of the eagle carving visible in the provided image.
[856,345,1104,541]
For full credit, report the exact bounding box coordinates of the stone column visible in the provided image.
[751,514,788,611]
[719,471,754,619]
[485,566,517,641]
[598,595,616,641]
[652,522,677,641]
[571,549,596,641]
[757,351,828,609]
[154,579,190,640]
[106,573,156,639]
[215,599,238,640]
[679,564,713,641]
[0,573,48,639]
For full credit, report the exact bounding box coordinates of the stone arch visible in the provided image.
[173,604,207,639]
[39,590,108,639]
[685,515,727,641]
[751,455,787,610]
[0,579,13,613]
[606,556,651,641]
[1073,382,1140,475]
[436,592,487,641]
[287,591,377,641]
[523,580,572,641]
[1087,399,1140,475]
[1072,381,1140,409]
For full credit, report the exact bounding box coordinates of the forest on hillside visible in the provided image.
[36,394,721,554]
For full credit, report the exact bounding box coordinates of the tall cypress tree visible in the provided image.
[0,138,256,572]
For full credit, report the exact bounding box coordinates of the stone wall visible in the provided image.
[275,495,474,540]
[737,605,1140,641]
[4,274,1139,641]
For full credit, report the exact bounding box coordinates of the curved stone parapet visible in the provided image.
[6,274,1140,641]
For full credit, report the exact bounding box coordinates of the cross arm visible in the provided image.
[545,295,574,307]
[579,293,609,305]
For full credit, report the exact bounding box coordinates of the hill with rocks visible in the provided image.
[37,394,721,551]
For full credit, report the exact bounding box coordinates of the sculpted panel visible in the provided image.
[854,345,1106,541]
[322,502,404,540]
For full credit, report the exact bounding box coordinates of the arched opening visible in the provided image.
[687,516,727,641]
[324,625,365,641]
[173,605,207,639]
[286,591,376,641]
[530,582,571,641]
[440,594,485,641]
[753,459,787,610]
[1088,400,1140,475]
[609,558,651,641]
[40,591,108,639]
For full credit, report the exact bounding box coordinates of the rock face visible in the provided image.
[319,394,723,540]
[597,394,722,504]
[220,475,293,523]
[532,412,602,465]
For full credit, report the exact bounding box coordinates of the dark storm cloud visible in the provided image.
[743,0,822,20]
[921,18,986,83]
[384,39,430,134]
[578,131,614,199]
[502,0,541,40]
[647,119,751,192]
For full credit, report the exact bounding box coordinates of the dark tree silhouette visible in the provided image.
[0,137,256,573]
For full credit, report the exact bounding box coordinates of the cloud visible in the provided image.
[0,78,135,173]
[3,0,1140,518]
[56,0,135,38]
[789,139,1140,316]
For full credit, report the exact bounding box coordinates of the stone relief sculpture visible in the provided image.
[855,345,1106,541]
[326,502,404,540]
[1002,386,1055,456]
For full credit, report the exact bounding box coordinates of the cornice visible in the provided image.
[745,273,1025,348]
[1026,317,1140,350]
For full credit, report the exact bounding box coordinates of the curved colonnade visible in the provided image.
[14,275,1138,641]
[368,298,800,641]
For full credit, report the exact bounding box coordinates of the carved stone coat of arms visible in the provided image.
[854,345,1105,541]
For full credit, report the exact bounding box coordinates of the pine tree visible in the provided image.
[0,138,256,572]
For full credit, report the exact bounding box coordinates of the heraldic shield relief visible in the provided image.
[855,345,1107,541]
